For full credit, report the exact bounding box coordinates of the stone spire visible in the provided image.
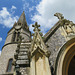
[17,11,29,30]
[18,11,26,24]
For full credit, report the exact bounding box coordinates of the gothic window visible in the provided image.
[12,32,16,42]
[12,31,20,42]
[17,32,20,41]
[6,59,13,72]
[18,23,21,25]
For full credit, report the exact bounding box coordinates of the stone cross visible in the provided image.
[32,22,40,32]
[32,22,43,36]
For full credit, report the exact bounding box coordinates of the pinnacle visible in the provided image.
[18,11,26,24]
[32,22,43,36]
[32,22,40,32]
[16,11,29,30]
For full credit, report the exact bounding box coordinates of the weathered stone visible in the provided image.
[0,12,75,75]
[0,11,31,75]
[16,60,29,65]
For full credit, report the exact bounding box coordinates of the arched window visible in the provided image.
[12,32,16,42]
[12,31,20,42]
[17,32,20,41]
[6,59,13,72]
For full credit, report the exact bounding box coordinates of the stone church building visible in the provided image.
[0,12,75,75]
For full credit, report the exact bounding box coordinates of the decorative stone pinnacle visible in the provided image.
[32,22,43,37]
[32,22,40,32]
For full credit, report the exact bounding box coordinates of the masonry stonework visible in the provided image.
[0,12,75,75]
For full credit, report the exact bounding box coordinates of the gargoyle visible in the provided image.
[54,13,64,20]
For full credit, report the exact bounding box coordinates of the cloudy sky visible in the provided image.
[0,0,75,54]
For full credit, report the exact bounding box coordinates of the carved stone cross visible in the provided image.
[32,22,40,32]
[32,22,43,36]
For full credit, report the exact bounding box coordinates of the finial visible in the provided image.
[32,22,43,36]
[54,13,64,20]
[32,22,40,32]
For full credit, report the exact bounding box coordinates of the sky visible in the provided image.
[0,0,75,55]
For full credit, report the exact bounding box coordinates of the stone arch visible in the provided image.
[55,38,75,75]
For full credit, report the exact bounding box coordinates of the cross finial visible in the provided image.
[32,22,43,36]
[32,22,41,32]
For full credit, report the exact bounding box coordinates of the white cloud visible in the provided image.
[22,0,29,12]
[11,6,17,15]
[29,24,34,33]
[0,37,2,42]
[23,2,29,11]
[11,6,17,10]
[0,51,1,55]
[0,7,18,28]
[31,0,75,34]
[29,6,35,12]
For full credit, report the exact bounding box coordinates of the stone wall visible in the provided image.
[0,44,17,74]
[5,29,15,44]
[45,27,67,69]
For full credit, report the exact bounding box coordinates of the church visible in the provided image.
[0,11,75,75]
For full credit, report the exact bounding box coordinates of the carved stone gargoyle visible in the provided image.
[54,13,64,20]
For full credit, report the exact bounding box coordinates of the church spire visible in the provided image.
[17,11,29,30]
[18,11,26,24]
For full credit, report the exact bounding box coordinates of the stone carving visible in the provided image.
[30,22,51,75]
[31,22,49,55]
[64,21,74,34]
[54,13,64,20]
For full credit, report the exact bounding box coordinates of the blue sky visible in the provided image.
[0,0,75,54]
[0,0,41,53]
